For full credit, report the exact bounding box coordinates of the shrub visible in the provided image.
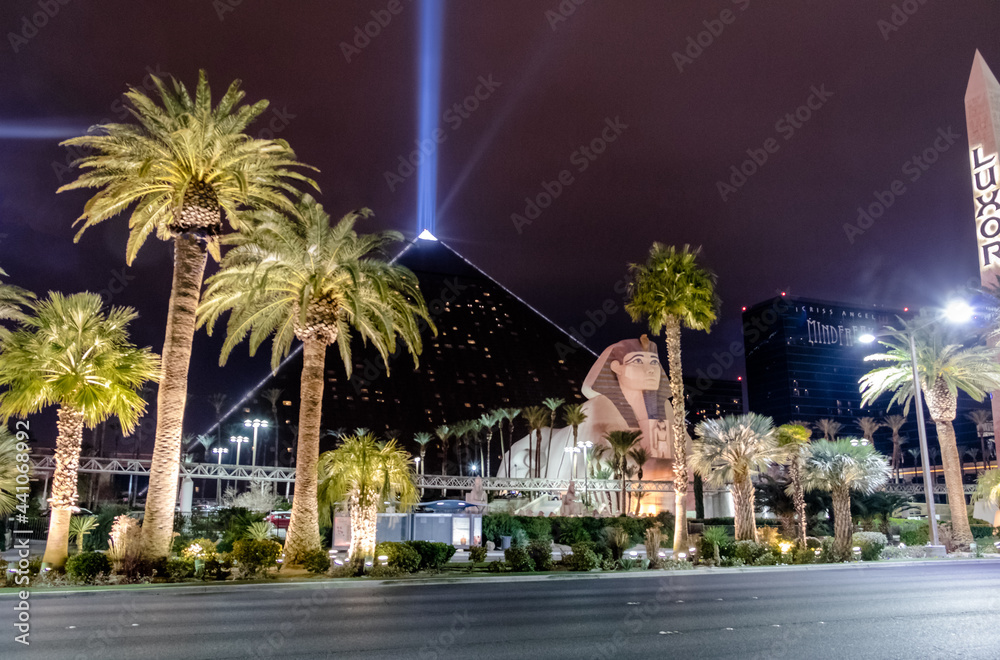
[203,555,233,581]
[483,512,519,545]
[515,516,553,541]
[644,526,663,567]
[65,552,111,584]
[510,527,530,548]
[752,553,778,566]
[367,564,404,579]
[600,557,617,571]
[181,538,218,561]
[604,526,632,560]
[166,557,195,581]
[245,521,276,541]
[730,540,770,564]
[617,557,640,571]
[504,546,535,572]
[555,517,591,545]
[527,539,553,571]
[301,549,331,574]
[560,542,600,571]
[486,560,509,573]
[231,539,282,578]
[376,541,421,573]
[897,520,930,546]
[853,531,888,561]
[469,546,488,563]
[89,503,130,551]
[660,559,695,571]
[107,515,146,579]
[405,541,456,570]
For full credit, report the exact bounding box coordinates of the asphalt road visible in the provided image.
[3,561,999,659]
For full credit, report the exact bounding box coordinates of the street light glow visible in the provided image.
[943,300,974,323]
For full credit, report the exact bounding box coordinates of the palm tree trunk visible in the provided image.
[980,432,989,471]
[283,337,326,564]
[789,459,807,548]
[348,491,378,562]
[485,430,492,478]
[141,235,207,560]
[664,316,689,553]
[832,485,852,560]
[732,474,757,541]
[933,420,973,547]
[498,430,506,481]
[534,429,542,479]
[42,406,85,568]
[544,413,555,478]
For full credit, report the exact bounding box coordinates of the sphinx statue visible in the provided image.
[498,335,689,513]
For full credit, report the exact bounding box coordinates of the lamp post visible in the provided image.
[415,457,422,497]
[212,447,228,504]
[859,301,972,549]
[230,435,249,466]
[244,419,268,467]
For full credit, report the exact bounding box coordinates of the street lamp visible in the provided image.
[212,447,229,504]
[230,435,249,466]
[244,419,268,467]
[859,303,973,548]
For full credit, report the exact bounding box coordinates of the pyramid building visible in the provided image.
[217,236,598,473]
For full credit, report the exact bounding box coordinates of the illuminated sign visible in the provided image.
[970,145,1000,268]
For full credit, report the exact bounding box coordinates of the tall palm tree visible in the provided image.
[449,419,474,477]
[802,439,890,559]
[629,446,649,515]
[624,243,719,552]
[262,388,284,466]
[502,408,521,478]
[317,433,418,566]
[963,446,980,473]
[478,410,502,478]
[0,293,159,568]
[860,318,1000,547]
[523,406,548,478]
[197,195,430,563]
[968,409,992,470]
[58,71,316,559]
[541,397,564,478]
[434,424,452,478]
[692,413,778,541]
[563,403,588,480]
[815,419,843,441]
[0,428,25,516]
[776,423,812,547]
[0,264,33,340]
[883,414,907,482]
[208,392,227,447]
[605,430,642,514]
[413,431,433,476]
[856,416,883,447]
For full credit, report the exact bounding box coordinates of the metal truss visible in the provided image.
[29,455,295,483]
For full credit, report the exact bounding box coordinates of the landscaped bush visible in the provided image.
[504,546,535,572]
[367,564,404,579]
[376,541,421,573]
[527,539,553,571]
[510,527,529,548]
[231,539,282,578]
[554,517,590,545]
[469,546,488,563]
[405,541,456,570]
[729,540,771,564]
[852,531,888,561]
[660,559,695,571]
[216,508,267,553]
[181,538,218,561]
[203,555,233,580]
[301,549,331,574]
[515,516,553,541]
[89,503,130,551]
[482,512,520,546]
[486,560,509,573]
[166,557,195,580]
[65,552,111,584]
[895,519,930,546]
[562,542,599,571]
[604,526,632,560]
[970,525,996,540]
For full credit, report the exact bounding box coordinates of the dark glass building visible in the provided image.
[742,295,984,471]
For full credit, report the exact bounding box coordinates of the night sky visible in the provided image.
[1,1,999,441]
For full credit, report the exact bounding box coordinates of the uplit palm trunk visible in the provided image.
[789,459,807,548]
[891,437,901,482]
[832,484,852,560]
[348,491,378,562]
[544,412,556,478]
[924,379,974,548]
[732,473,757,542]
[485,429,493,478]
[979,430,990,470]
[42,407,85,568]
[664,316,689,552]
[283,337,326,564]
[142,235,207,560]
[534,429,542,478]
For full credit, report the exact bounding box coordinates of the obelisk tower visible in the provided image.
[966,50,1000,437]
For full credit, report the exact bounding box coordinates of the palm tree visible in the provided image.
[197,195,430,564]
[523,406,548,478]
[541,397,564,478]
[964,446,980,474]
[208,392,227,447]
[413,431,433,477]
[478,411,502,478]
[317,433,418,566]
[501,408,521,478]
[692,413,778,541]
[883,414,907,482]
[860,318,1000,548]
[624,243,719,552]
[563,403,587,480]
[907,447,921,469]
[0,292,159,568]
[815,419,843,441]
[262,388,284,466]
[968,409,992,470]
[0,428,24,516]
[775,423,812,547]
[856,416,883,447]
[0,264,33,340]
[434,424,452,479]
[58,71,316,560]
[629,446,649,515]
[802,439,890,559]
[605,430,642,513]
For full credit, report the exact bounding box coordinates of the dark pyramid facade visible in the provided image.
[219,236,598,472]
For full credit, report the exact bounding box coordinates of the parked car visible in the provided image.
[265,511,291,530]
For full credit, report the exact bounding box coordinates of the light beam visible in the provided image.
[416,0,444,236]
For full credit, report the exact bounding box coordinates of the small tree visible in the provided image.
[776,423,812,547]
